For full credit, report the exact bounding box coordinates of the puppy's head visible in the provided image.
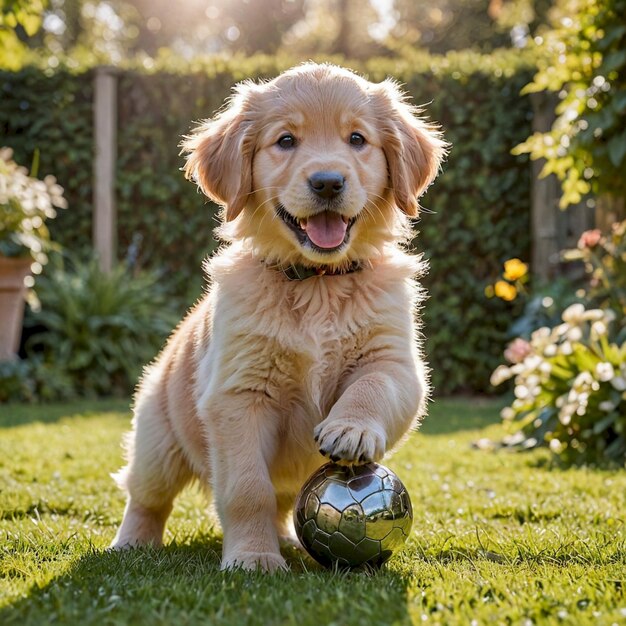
[182,63,447,268]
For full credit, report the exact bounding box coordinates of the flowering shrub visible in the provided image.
[492,303,626,465]
[0,147,66,269]
[563,221,626,333]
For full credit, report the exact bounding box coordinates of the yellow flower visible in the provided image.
[503,258,528,282]
[494,280,517,301]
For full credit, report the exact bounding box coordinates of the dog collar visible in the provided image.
[267,261,363,281]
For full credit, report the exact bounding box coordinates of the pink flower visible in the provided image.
[504,338,532,364]
[577,229,602,249]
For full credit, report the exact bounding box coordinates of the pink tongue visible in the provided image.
[304,212,348,249]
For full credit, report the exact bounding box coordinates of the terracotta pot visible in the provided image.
[0,255,32,361]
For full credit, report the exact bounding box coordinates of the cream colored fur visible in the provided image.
[111,63,447,572]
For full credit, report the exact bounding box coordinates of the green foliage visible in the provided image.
[0,0,45,70]
[22,254,178,398]
[0,356,74,403]
[1,52,535,394]
[514,0,626,207]
[0,358,33,402]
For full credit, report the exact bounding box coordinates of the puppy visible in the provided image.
[111,63,447,572]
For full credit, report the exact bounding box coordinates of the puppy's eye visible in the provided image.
[349,132,366,147]
[277,134,296,149]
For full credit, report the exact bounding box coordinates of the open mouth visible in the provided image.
[276,204,356,253]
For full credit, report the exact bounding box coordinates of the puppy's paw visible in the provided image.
[109,539,134,551]
[313,420,386,464]
[221,551,288,573]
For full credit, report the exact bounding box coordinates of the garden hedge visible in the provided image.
[0,51,535,394]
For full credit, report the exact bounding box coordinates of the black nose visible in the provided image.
[308,171,345,200]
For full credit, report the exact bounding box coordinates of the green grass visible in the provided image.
[1,397,625,626]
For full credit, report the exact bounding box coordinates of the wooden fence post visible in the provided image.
[93,66,118,273]
[529,93,595,281]
[530,92,561,282]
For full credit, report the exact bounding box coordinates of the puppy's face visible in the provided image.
[183,64,447,268]
[250,76,389,265]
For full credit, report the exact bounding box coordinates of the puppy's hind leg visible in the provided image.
[110,395,192,549]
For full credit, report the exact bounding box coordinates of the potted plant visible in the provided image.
[0,147,66,360]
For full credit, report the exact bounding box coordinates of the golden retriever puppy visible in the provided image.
[111,63,447,572]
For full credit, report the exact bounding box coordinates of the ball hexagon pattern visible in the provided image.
[293,462,413,569]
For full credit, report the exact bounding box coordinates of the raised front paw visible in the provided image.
[313,420,386,464]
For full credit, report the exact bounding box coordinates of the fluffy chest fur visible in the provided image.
[191,244,424,490]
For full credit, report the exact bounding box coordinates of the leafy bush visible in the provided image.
[1,52,535,394]
[23,255,178,398]
[0,358,34,402]
[0,356,74,403]
[491,304,626,465]
[514,0,626,207]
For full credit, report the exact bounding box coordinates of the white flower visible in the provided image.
[595,362,615,382]
[550,439,564,453]
[500,407,516,420]
[539,361,552,375]
[566,326,583,342]
[544,344,557,357]
[582,309,605,321]
[514,384,530,400]
[591,321,608,337]
[559,404,574,425]
[562,303,585,325]
[551,323,570,340]
[490,365,512,386]
[526,374,540,389]
[573,371,593,390]
[560,341,573,356]
[523,355,543,371]
[511,362,527,375]
[530,327,551,349]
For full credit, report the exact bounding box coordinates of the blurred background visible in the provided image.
[1,0,549,61]
[1,0,625,464]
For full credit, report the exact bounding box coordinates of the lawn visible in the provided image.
[0,398,625,626]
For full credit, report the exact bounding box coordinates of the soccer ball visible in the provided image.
[293,462,413,569]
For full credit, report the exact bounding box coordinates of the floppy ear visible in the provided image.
[371,80,448,216]
[181,84,257,221]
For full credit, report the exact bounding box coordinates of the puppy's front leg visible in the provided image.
[314,359,427,464]
[208,391,286,572]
